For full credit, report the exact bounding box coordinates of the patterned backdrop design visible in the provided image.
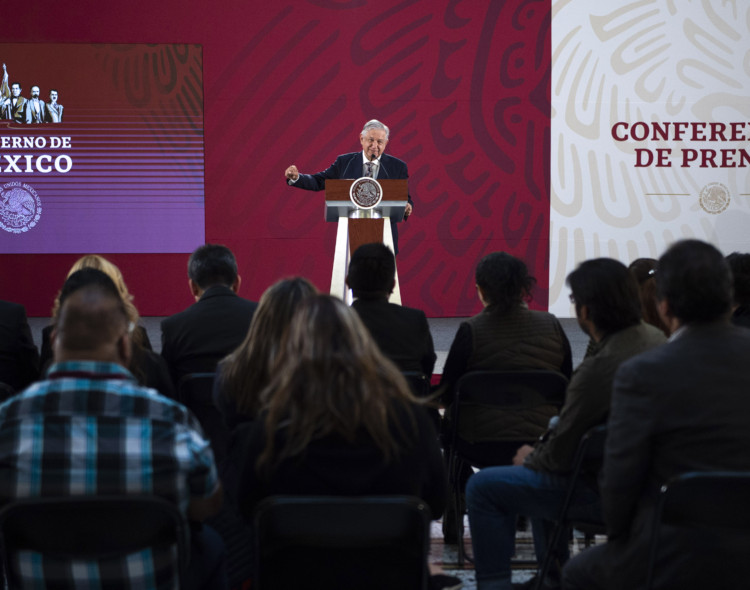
[0,0,551,317]
[550,0,750,316]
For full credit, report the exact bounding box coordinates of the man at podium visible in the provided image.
[284,119,414,254]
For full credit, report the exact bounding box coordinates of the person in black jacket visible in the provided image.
[0,299,40,395]
[161,244,257,388]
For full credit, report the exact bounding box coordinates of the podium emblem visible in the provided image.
[350,177,383,210]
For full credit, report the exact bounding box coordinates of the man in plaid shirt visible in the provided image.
[0,280,226,589]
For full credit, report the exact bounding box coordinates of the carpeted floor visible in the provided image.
[429,516,607,589]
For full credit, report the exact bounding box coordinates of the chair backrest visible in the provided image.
[254,495,431,590]
[0,382,15,403]
[646,470,750,589]
[177,372,228,462]
[570,423,608,483]
[454,370,568,408]
[402,371,440,432]
[402,371,431,398]
[450,370,568,449]
[0,495,189,587]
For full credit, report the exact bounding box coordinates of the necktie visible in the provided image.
[365,162,374,177]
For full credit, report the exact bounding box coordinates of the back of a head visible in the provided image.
[254,277,318,342]
[258,294,414,472]
[269,293,408,412]
[726,252,750,307]
[628,258,657,285]
[567,258,641,335]
[69,255,124,289]
[222,277,318,415]
[188,244,238,289]
[347,243,395,300]
[285,294,374,367]
[59,268,121,311]
[475,252,536,312]
[55,283,129,357]
[65,254,137,321]
[657,240,731,323]
[628,257,669,336]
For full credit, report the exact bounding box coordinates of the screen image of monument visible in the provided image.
[0,44,205,254]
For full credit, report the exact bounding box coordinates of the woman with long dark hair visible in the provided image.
[213,277,317,428]
[231,294,446,518]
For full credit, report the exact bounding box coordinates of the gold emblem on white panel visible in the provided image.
[699,182,730,215]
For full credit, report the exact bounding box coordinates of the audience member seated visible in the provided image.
[0,282,226,589]
[466,258,665,590]
[213,277,317,430]
[228,295,453,587]
[40,255,174,399]
[726,251,750,328]
[347,243,437,378]
[439,252,573,461]
[628,257,669,336]
[161,244,258,387]
[0,299,40,395]
[563,240,750,590]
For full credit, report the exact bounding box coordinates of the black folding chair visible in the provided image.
[177,372,228,463]
[534,424,607,590]
[0,495,189,588]
[0,382,15,403]
[402,371,440,432]
[645,471,750,590]
[254,495,432,590]
[447,370,568,565]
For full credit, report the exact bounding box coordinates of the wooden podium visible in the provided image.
[325,179,408,304]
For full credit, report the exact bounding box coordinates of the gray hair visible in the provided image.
[361,119,389,139]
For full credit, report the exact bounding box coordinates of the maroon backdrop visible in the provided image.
[1,0,551,318]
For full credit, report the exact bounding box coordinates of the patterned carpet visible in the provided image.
[430,516,607,590]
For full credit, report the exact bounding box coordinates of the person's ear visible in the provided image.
[232,275,241,294]
[189,279,201,300]
[117,330,133,368]
[657,298,679,335]
[476,284,488,307]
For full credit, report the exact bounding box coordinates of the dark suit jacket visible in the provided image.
[288,152,413,253]
[160,285,257,388]
[351,298,436,377]
[600,321,750,590]
[0,300,40,394]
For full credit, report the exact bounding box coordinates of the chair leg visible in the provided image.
[535,521,565,590]
[455,478,465,567]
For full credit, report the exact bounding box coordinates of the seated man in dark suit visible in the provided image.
[563,240,750,590]
[284,119,414,254]
[347,242,436,379]
[161,244,258,388]
[0,299,40,395]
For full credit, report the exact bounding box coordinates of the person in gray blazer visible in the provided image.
[563,239,750,590]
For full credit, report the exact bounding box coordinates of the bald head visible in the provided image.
[53,284,132,365]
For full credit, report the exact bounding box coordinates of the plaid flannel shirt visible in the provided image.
[0,360,218,589]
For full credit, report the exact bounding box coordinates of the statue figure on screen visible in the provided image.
[0,64,7,104]
[27,85,46,124]
[283,119,414,254]
[45,89,63,123]
[0,66,29,124]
